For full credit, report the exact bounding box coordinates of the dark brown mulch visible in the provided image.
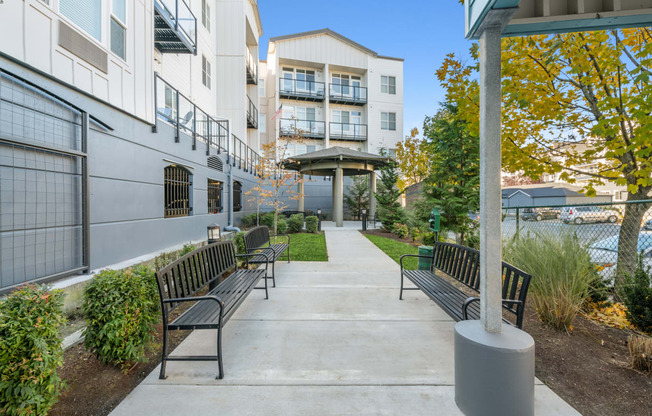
[49,324,191,416]
[362,228,419,246]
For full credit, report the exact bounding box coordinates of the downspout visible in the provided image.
[225,119,240,232]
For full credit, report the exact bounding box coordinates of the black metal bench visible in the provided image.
[244,226,289,288]
[155,240,268,380]
[399,242,532,329]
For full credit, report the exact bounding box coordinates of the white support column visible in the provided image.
[324,63,330,148]
[334,167,343,227]
[478,25,504,333]
[298,174,305,211]
[369,171,376,220]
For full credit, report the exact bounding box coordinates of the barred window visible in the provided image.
[164,166,192,218]
[233,181,242,212]
[208,179,223,213]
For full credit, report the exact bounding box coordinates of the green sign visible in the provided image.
[429,209,440,233]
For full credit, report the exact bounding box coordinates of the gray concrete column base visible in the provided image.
[454,320,535,416]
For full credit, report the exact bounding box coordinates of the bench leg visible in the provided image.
[399,272,404,300]
[271,262,276,288]
[159,326,169,379]
[216,325,224,380]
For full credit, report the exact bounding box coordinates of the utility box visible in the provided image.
[429,208,440,232]
[418,246,433,270]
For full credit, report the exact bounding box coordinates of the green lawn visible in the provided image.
[364,234,420,270]
[274,232,328,261]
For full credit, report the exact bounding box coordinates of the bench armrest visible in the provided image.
[399,254,433,270]
[164,295,224,307]
[462,297,524,322]
[246,248,273,261]
[236,253,269,268]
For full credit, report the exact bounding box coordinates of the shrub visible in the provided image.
[233,231,246,254]
[82,266,160,371]
[503,232,599,331]
[621,256,652,333]
[277,218,288,234]
[305,216,319,233]
[0,285,66,416]
[240,213,259,228]
[260,212,275,228]
[288,214,304,233]
[628,334,651,373]
[394,223,408,239]
[180,243,196,256]
[152,250,178,271]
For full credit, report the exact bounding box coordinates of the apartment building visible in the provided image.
[0,0,263,292]
[261,29,404,158]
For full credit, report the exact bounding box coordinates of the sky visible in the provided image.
[257,0,474,138]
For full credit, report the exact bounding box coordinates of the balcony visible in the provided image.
[247,95,258,129]
[279,78,325,102]
[154,0,197,54]
[329,123,367,141]
[230,134,261,175]
[246,48,258,85]
[154,74,228,153]
[280,119,325,139]
[329,84,367,106]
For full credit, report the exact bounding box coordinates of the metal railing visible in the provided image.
[500,200,652,282]
[246,47,258,84]
[279,78,325,100]
[247,95,258,129]
[154,73,228,154]
[154,0,197,53]
[329,83,367,104]
[280,118,325,139]
[229,134,260,176]
[329,122,367,141]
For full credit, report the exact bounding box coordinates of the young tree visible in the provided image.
[344,175,369,220]
[502,173,543,187]
[395,127,431,191]
[420,103,479,244]
[246,134,304,235]
[437,29,652,285]
[375,152,406,231]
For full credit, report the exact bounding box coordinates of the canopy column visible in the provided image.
[298,174,304,212]
[333,166,344,227]
[369,172,376,220]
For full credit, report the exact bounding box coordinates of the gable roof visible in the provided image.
[281,146,392,171]
[269,29,404,61]
[501,183,609,198]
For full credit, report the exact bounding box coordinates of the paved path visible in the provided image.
[111,229,580,415]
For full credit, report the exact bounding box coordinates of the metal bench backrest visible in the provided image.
[244,226,270,251]
[432,242,532,317]
[155,241,237,314]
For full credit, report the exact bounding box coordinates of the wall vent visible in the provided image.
[207,156,223,172]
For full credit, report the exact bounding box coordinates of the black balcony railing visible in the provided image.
[329,84,367,105]
[154,0,197,54]
[246,48,258,85]
[230,134,261,176]
[330,122,368,141]
[280,119,325,139]
[154,73,228,154]
[247,95,258,129]
[279,78,325,101]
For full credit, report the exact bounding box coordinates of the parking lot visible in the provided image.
[502,216,622,247]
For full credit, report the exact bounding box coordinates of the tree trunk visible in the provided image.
[615,195,651,287]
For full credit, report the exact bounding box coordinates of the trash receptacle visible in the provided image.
[418,246,433,270]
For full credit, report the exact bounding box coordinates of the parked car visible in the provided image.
[644,219,652,231]
[589,232,652,281]
[520,207,561,221]
[467,211,479,229]
[560,206,620,224]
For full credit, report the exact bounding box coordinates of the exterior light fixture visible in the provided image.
[207,223,221,243]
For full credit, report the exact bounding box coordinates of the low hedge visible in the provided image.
[82,265,160,371]
[305,216,319,233]
[0,285,66,416]
[288,214,304,233]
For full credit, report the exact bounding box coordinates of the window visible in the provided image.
[259,114,266,132]
[202,0,211,32]
[233,181,242,212]
[381,76,396,94]
[110,0,126,59]
[259,78,265,97]
[164,166,192,218]
[202,56,211,89]
[207,179,223,213]
[60,0,102,40]
[381,112,396,131]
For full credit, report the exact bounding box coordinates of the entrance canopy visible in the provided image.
[281,146,391,227]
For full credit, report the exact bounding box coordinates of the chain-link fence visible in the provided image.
[501,200,652,282]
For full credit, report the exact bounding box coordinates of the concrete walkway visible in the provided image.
[111,229,580,415]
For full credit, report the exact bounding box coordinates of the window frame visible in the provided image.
[233,180,243,212]
[207,178,223,214]
[259,78,265,97]
[381,75,396,94]
[381,112,397,131]
[59,0,103,41]
[259,114,266,133]
[164,165,193,218]
[201,0,211,32]
[202,55,212,89]
[110,3,127,61]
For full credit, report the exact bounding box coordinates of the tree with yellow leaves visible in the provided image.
[394,127,431,191]
[437,29,652,285]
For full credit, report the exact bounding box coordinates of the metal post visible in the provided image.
[334,166,344,227]
[478,24,503,334]
[81,112,90,272]
[175,90,180,143]
[362,212,367,231]
[298,174,304,212]
[369,171,376,221]
[192,104,197,150]
[515,207,520,239]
